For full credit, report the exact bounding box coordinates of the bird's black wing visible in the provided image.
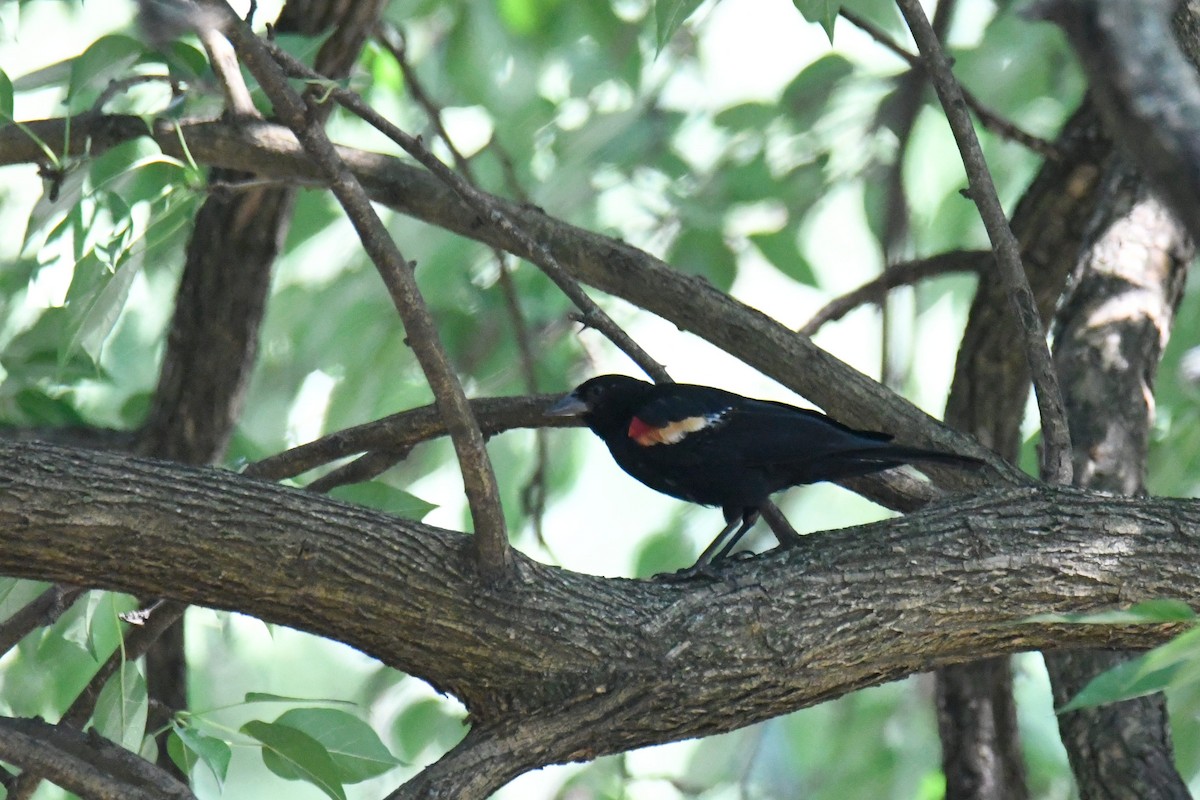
[624,384,741,447]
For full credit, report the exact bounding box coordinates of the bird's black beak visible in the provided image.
[545,392,588,417]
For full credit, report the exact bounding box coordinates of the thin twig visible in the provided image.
[840,7,1062,160]
[199,1,512,579]
[244,394,568,481]
[88,75,183,116]
[266,42,671,385]
[378,23,553,545]
[800,250,987,337]
[305,449,408,493]
[895,0,1073,485]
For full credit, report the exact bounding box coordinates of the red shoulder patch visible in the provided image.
[628,414,715,446]
[628,416,659,445]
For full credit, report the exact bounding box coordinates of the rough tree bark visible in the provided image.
[936,100,1111,800]
[0,440,1198,797]
[1044,164,1193,798]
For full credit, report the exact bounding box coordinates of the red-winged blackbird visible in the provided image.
[547,374,984,574]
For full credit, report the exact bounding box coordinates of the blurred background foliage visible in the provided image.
[1,0,1199,797]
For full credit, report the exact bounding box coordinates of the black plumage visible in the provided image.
[547,374,983,573]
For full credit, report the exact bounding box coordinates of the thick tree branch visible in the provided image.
[935,101,1112,800]
[196,1,512,578]
[896,0,1073,485]
[1030,0,1200,243]
[0,717,195,800]
[1,439,1199,797]
[1045,164,1193,799]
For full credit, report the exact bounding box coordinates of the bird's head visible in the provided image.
[545,374,654,433]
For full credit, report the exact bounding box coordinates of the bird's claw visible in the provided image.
[652,562,724,582]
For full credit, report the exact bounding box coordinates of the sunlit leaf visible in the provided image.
[654,0,704,53]
[781,54,854,130]
[393,699,467,761]
[0,68,13,120]
[169,724,232,788]
[94,662,148,751]
[792,0,841,41]
[668,227,737,292]
[276,708,402,782]
[750,226,817,286]
[244,692,356,706]
[66,35,146,114]
[241,720,347,800]
[1027,599,1196,625]
[1060,626,1200,712]
[328,482,437,520]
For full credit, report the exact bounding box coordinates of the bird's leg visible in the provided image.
[694,514,748,568]
[652,515,743,582]
[713,511,759,562]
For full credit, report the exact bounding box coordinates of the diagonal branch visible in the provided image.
[799,250,986,337]
[196,0,512,579]
[839,7,1061,160]
[266,42,670,385]
[895,0,1073,485]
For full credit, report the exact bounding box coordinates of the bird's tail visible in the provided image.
[830,444,988,478]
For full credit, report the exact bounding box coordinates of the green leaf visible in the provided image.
[793,0,841,41]
[668,227,737,292]
[781,53,854,130]
[714,102,778,132]
[241,720,347,800]
[393,699,467,761]
[63,249,141,365]
[1060,626,1200,712]
[60,591,102,659]
[276,708,402,783]
[633,526,692,578]
[169,725,232,787]
[244,692,356,706]
[750,226,817,286]
[0,68,13,121]
[14,389,87,427]
[327,482,437,520]
[654,0,704,53]
[66,35,146,114]
[1027,599,1196,625]
[94,662,148,750]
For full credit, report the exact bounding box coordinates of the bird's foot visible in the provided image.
[652,562,724,583]
[652,550,759,582]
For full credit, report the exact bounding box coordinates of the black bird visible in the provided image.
[547,374,984,573]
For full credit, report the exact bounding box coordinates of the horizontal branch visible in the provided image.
[0,114,1023,488]
[244,394,566,480]
[0,439,1194,789]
